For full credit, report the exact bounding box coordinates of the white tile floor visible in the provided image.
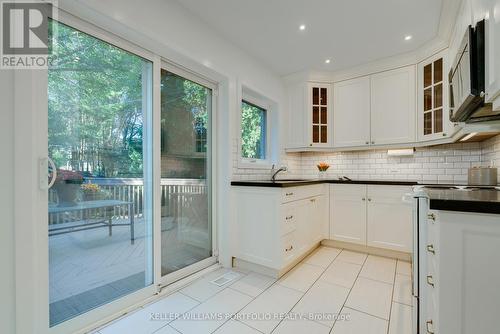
[96,247,413,334]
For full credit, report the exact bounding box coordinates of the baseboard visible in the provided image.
[321,239,411,262]
[232,258,280,277]
[232,241,321,278]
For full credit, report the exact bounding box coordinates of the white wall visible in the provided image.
[481,134,500,177]
[0,69,16,334]
[282,137,500,183]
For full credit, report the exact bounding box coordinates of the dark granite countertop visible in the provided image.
[231,179,500,214]
[230,179,418,188]
[427,188,500,214]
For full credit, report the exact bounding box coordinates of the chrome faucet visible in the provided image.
[271,164,288,182]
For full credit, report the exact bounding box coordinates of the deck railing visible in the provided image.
[49,178,207,225]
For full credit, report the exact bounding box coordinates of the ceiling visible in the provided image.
[174,0,444,75]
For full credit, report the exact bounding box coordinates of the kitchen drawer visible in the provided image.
[280,205,297,236]
[281,184,323,203]
[281,231,297,264]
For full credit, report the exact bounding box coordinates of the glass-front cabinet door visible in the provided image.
[308,82,331,146]
[418,50,455,141]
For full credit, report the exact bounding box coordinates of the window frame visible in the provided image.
[238,89,273,169]
[15,7,222,334]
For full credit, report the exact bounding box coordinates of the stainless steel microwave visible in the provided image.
[449,19,485,122]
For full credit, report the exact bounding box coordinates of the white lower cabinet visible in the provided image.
[366,185,413,252]
[233,184,327,274]
[330,184,412,252]
[330,184,367,245]
[422,210,500,334]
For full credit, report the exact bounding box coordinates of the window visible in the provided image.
[241,100,267,160]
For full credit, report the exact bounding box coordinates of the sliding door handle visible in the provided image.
[39,157,57,190]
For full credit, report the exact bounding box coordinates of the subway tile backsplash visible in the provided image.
[232,135,500,184]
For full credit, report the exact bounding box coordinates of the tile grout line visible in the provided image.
[329,252,369,334]
[154,269,249,333]
[173,272,257,334]
[340,306,393,322]
[101,265,231,332]
[268,248,344,333]
[385,259,398,334]
[208,270,284,334]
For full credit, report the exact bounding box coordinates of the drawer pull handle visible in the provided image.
[426,320,435,334]
[427,244,435,254]
[285,245,293,252]
[427,213,436,221]
[285,215,294,220]
[285,192,294,196]
[427,275,435,287]
[365,141,369,145]
[310,198,316,202]
[367,198,372,202]
[362,198,366,201]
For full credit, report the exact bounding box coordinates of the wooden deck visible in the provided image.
[49,216,211,325]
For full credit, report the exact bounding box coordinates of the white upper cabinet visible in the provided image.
[287,82,332,148]
[333,65,416,149]
[308,83,332,147]
[417,50,456,141]
[333,77,371,148]
[370,65,416,145]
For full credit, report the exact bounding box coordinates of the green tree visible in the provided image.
[48,20,149,177]
[241,101,266,159]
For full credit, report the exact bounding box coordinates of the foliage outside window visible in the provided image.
[241,100,267,160]
[48,20,150,178]
[160,71,209,156]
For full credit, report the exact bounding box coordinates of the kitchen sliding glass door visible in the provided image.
[159,65,216,282]
[47,20,153,327]
[40,13,217,333]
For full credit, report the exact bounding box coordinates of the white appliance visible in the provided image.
[406,184,500,333]
[405,186,429,334]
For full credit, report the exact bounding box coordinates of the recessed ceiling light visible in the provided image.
[299,24,306,31]
[325,59,331,64]
[404,35,413,41]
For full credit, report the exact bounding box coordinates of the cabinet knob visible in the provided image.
[362,198,366,201]
[367,198,372,202]
[426,275,435,287]
[371,141,375,144]
[442,133,447,136]
[427,244,435,254]
[309,144,313,147]
[365,141,369,145]
[426,320,435,334]
[285,245,293,252]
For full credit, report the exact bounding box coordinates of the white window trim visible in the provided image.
[238,84,276,169]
